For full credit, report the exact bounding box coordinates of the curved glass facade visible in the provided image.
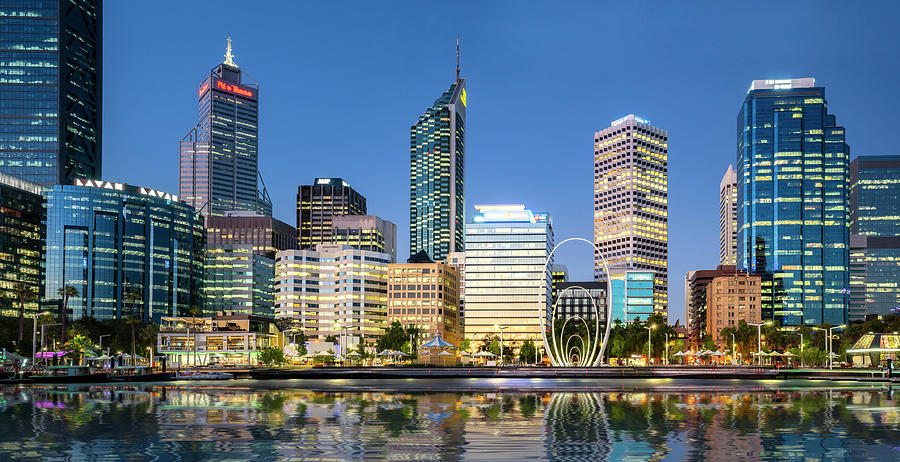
[43,181,204,322]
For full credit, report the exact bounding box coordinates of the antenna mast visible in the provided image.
[456,35,460,81]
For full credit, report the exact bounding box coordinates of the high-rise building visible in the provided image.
[593,114,668,317]
[43,180,204,322]
[0,0,102,185]
[330,215,397,263]
[297,178,366,249]
[720,165,738,266]
[686,265,747,347]
[608,271,657,324]
[274,245,390,350]
[848,155,900,319]
[179,38,271,218]
[387,252,461,345]
[447,251,466,331]
[464,205,552,350]
[706,273,762,346]
[206,212,296,259]
[553,281,607,323]
[409,53,466,262]
[0,173,44,318]
[204,245,274,317]
[203,212,295,317]
[737,78,850,326]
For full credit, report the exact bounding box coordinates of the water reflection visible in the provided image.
[0,380,898,460]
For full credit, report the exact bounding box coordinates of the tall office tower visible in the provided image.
[43,180,204,322]
[737,78,850,326]
[0,173,44,318]
[550,264,569,303]
[204,212,296,316]
[848,155,900,319]
[409,50,466,262]
[274,245,390,350]
[297,178,366,249]
[0,0,101,185]
[593,114,669,317]
[464,205,553,352]
[720,165,738,265]
[179,38,272,218]
[330,215,397,262]
[387,252,461,345]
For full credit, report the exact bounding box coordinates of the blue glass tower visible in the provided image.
[849,156,900,319]
[737,78,850,326]
[0,0,102,185]
[409,47,465,261]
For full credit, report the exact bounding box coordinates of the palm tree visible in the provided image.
[57,285,79,343]
[124,288,143,321]
[65,334,96,366]
[189,305,204,367]
[125,315,141,366]
[14,282,37,343]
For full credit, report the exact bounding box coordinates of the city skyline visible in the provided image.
[99,1,900,323]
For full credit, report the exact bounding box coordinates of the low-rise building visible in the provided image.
[156,313,279,366]
[686,265,737,347]
[705,272,762,345]
[387,251,461,345]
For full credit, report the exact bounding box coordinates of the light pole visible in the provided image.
[828,325,846,370]
[664,333,669,366]
[645,325,655,366]
[31,311,51,369]
[793,331,804,368]
[731,332,736,365]
[40,323,62,367]
[748,322,770,366]
[495,325,508,366]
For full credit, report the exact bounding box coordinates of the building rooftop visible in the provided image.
[748,78,815,92]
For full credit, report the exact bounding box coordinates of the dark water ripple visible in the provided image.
[0,379,898,461]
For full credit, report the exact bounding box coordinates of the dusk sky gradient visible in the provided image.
[103,1,900,323]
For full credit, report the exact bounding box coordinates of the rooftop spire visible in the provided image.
[456,35,460,81]
[223,36,238,68]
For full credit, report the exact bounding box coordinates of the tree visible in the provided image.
[259,347,286,366]
[65,334,96,366]
[188,305,203,367]
[519,339,536,364]
[702,336,718,351]
[14,282,37,343]
[125,315,141,365]
[502,344,515,364]
[124,288,143,321]
[57,285,79,343]
[324,335,338,344]
[375,321,407,352]
[459,339,471,353]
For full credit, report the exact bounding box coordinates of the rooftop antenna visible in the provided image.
[456,35,460,81]
[224,35,238,67]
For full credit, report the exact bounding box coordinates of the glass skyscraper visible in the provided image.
[410,73,466,262]
[179,38,271,218]
[0,0,102,185]
[848,155,900,319]
[0,172,44,318]
[43,180,205,322]
[737,78,850,326]
[297,178,367,249]
[463,205,553,351]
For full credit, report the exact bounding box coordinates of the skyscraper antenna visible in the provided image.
[456,35,460,80]
[224,35,237,67]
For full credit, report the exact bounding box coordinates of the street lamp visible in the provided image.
[828,325,846,370]
[792,331,804,368]
[748,322,771,366]
[645,325,656,366]
[495,325,508,366]
[731,332,736,365]
[31,311,51,368]
[664,333,669,366]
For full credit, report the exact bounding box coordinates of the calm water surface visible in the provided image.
[1,378,899,461]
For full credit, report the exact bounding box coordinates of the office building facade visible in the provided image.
[0,173,44,318]
[387,254,461,345]
[720,164,738,265]
[179,38,271,218]
[737,78,850,326]
[0,0,102,185]
[464,205,553,349]
[204,245,274,317]
[43,180,204,322]
[686,265,739,346]
[205,211,296,259]
[706,273,762,346]
[447,251,466,330]
[274,245,390,349]
[608,271,657,324]
[297,178,366,249]
[553,281,607,323]
[330,215,397,263]
[593,114,668,317]
[157,313,279,366]
[410,74,466,262]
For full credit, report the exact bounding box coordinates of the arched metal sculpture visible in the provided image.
[540,237,613,367]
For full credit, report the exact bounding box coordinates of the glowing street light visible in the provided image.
[748,322,772,366]
[646,324,656,366]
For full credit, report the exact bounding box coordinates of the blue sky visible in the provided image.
[103,1,900,323]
